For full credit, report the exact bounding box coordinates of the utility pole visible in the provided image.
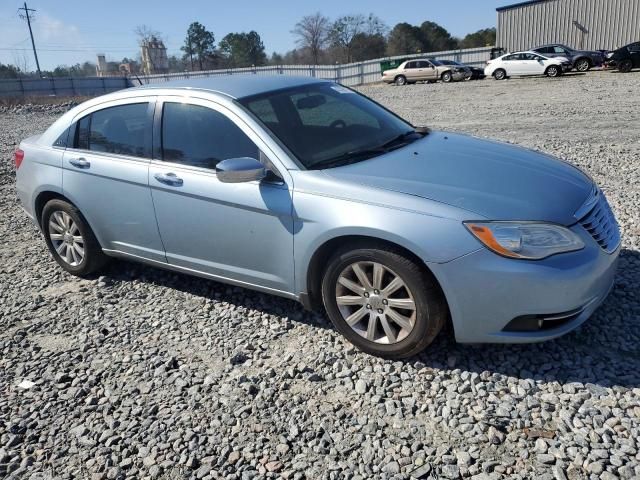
[18,2,41,76]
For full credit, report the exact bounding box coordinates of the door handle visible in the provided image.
[154,172,183,186]
[69,157,90,168]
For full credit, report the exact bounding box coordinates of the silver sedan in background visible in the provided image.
[15,76,619,358]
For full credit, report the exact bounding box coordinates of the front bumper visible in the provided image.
[429,225,619,344]
[561,63,573,72]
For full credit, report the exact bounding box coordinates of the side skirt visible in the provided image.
[102,248,301,303]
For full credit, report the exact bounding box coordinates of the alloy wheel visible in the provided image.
[494,70,505,80]
[575,59,590,72]
[48,210,85,266]
[335,261,416,344]
[547,66,559,77]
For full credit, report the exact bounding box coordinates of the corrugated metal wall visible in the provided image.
[497,0,640,51]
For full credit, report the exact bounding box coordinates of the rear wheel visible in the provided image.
[545,65,561,77]
[618,59,633,73]
[575,58,591,72]
[41,199,108,276]
[394,75,407,86]
[321,243,446,359]
[441,71,453,83]
[493,69,506,80]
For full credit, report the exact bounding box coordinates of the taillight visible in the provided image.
[15,149,24,170]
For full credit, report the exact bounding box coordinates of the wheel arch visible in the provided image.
[34,190,74,226]
[304,234,450,319]
[574,56,592,67]
[34,190,105,248]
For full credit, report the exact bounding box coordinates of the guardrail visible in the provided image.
[0,46,494,97]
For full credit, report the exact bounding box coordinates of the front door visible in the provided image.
[148,98,295,294]
[62,99,166,262]
[416,60,438,80]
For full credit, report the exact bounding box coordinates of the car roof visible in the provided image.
[132,75,330,100]
[533,44,572,49]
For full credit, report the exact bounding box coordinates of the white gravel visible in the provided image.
[1,71,639,480]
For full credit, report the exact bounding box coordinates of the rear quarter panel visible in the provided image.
[16,139,63,223]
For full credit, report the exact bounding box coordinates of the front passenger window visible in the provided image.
[161,102,259,169]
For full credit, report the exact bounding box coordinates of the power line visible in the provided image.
[17,2,41,76]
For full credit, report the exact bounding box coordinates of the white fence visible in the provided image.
[0,47,494,98]
[136,46,494,87]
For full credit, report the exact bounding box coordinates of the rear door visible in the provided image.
[62,98,165,262]
[403,61,420,82]
[148,97,295,293]
[501,54,522,75]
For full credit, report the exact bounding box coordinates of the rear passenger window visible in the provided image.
[161,102,259,170]
[74,103,149,158]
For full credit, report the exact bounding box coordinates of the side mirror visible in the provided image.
[216,157,266,183]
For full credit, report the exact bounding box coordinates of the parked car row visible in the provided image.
[383,41,640,85]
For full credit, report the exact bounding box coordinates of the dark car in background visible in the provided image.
[532,44,605,72]
[437,60,485,80]
[605,41,640,72]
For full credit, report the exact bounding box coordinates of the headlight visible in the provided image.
[606,52,614,59]
[464,222,584,260]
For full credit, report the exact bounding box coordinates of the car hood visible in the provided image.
[323,131,593,225]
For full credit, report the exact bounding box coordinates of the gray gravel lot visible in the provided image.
[1,71,639,480]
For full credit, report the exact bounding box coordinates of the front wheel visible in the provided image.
[321,243,446,359]
[441,71,452,83]
[545,65,561,77]
[493,69,506,80]
[618,59,633,73]
[41,199,108,276]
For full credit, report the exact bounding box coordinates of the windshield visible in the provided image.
[430,60,443,66]
[239,82,419,169]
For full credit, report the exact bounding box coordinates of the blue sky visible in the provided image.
[0,0,508,70]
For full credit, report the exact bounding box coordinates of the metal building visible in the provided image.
[496,0,640,52]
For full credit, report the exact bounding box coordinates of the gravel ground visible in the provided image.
[1,71,639,480]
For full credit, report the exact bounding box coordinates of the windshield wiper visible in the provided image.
[378,130,421,150]
[311,147,387,170]
[311,129,427,170]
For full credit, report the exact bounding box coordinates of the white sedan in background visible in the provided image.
[485,51,571,80]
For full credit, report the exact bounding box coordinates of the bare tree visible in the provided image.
[134,25,162,46]
[292,13,330,65]
[329,14,367,63]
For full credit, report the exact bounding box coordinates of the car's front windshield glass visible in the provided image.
[239,83,421,170]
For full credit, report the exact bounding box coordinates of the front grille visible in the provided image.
[576,188,620,253]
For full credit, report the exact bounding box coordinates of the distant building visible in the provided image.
[141,37,169,75]
[96,54,108,77]
[496,0,640,52]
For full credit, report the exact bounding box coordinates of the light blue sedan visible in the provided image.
[15,76,620,358]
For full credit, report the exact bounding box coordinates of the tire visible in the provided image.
[575,58,591,72]
[545,65,561,77]
[321,242,446,359]
[493,69,506,80]
[41,199,108,276]
[394,75,407,86]
[441,71,452,83]
[618,59,633,73]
